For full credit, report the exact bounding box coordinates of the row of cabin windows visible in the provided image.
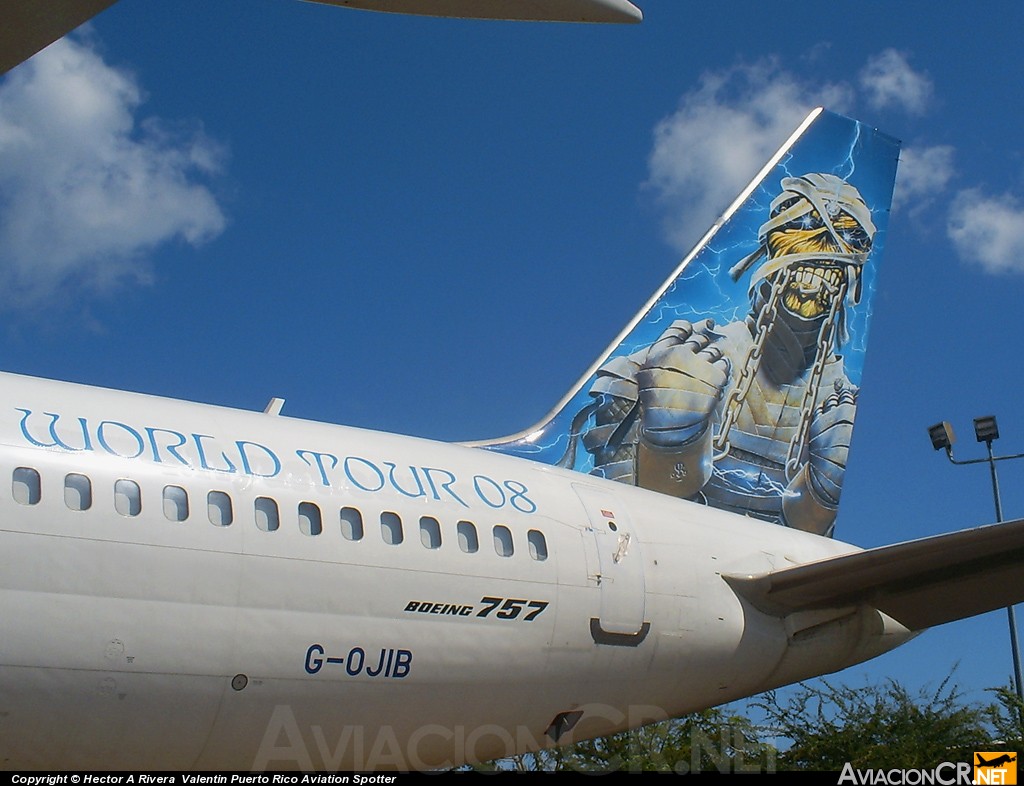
[11,467,548,561]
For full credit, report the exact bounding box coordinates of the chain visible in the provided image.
[784,276,848,482]
[712,268,790,459]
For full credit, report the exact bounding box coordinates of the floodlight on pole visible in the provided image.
[974,415,1000,444]
[928,421,955,453]
[927,415,1024,707]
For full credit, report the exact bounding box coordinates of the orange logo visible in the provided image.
[974,752,1018,785]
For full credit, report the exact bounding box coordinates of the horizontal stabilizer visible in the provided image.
[724,518,1024,631]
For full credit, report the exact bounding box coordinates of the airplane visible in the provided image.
[977,754,1017,768]
[2,102,1024,771]
[0,0,643,76]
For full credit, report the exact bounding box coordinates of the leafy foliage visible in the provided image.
[554,708,774,773]
[986,684,1024,751]
[478,673,1024,772]
[756,674,994,770]
[476,708,775,773]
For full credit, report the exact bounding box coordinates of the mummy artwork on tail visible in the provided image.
[473,109,900,537]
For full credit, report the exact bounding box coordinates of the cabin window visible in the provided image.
[493,525,514,558]
[64,473,92,511]
[114,479,141,517]
[208,491,233,527]
[255,497,279,532]
[527,529,548,561]
[419,516,441,550]
[12,467,40,506]
[380,511,403,545]
[163,485,189,522]
[457,520,478,553]
[298,501,322,536]
[340,506,363,541]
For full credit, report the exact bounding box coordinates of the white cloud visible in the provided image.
[859,49,933,115]
[644,49,1020,280]
[947,189,1024,274]
[893,144,955,212]
[646,60,852,253]
[0,35,226,306]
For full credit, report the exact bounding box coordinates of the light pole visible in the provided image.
[928,416,1024,704]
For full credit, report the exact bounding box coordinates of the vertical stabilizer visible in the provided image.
[472,109,900,537]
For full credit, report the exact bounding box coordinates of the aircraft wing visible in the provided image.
[724,518,1024,631]
[0,0,642,76]
[318,0,644,23]
[0,0,118,77]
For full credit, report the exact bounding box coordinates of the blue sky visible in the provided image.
[3,0,1024,721]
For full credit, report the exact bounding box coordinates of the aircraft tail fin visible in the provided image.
[723,518,1024,631]
[472,109,900,537]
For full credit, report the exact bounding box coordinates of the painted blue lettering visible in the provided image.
[145,427,192,466]
[473,475,506,509]
[346,647,365,676]
[305,644,324,675]
[384,462,427,499]
[297,450,338,487]
[237,440,281,478]
[344,456,385,493]
[392,649,413,679]
[422,467,468,508]
[16,409,92,452]
[504,480,537,514]
[192,434,237,474]
[97,420,145,459]
[366,649,388,677]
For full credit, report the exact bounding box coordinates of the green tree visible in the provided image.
[756,674,993,770]
[986,685,1024,751]
[472,673,1021,772]
[479,708,775,772]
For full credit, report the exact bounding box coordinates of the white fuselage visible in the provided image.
[0,372,912,770]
